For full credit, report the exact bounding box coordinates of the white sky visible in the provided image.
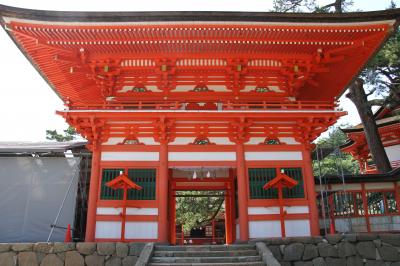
[0,0,398,141]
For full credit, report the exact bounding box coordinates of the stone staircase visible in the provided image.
[147,244,266,266]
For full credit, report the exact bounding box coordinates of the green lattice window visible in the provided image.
[248,168,304,199]
[100,168,156,200]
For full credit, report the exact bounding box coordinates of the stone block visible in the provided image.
[12,243,33,252]
[128,243,145,256]
[85,254,105,266]
[325,257,345,266]
[365,260,385,266]
[356,241,376,260]
[53,242,75,253]
[105,256,122,266]
[0,252,16,266]
[357,233,377,241]
[344,234,357,242]
[338,242,356,257]
[373,239,382,248]
[97,243,116,256]
[0,244,11,252]
[17,252,38,266]
[36,253,46,264]
[327,245,338,258]
[122,256,138,266]
[290,237,315,244]
[380,234,400,247]
[116,243,129,258]
[40,254,63,266]
[346,255,363,266]
[312,236,324,244]
[33,243,53,254]
[65,251,84,266]
[317,242,331,257]
[268,245,282,260]
[325,234,343,245]
[77,242,96,255]
[312,257,326,266]
[283,243,305,261]
[378,245,400,262]
[303,244,318,260]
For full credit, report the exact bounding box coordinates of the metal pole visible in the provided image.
[316,145,328,235]
[336,148,353,233]
[47,161,79,242]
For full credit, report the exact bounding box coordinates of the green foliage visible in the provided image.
[313,125,360,176]
[362,26,400,106]
[46,126,79,142]
[272,0,353,13]
[175,191,224,233]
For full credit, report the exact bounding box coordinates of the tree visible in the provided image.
[346,79,392,173]
[273,0,395,173]
[272,0,353,13]
[46,126,80,142]
[175,191,225,233]
[313,125,360,176]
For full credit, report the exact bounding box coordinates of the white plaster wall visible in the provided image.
[236,223,240,241]
[385,145,400,162]
[280,137,299,145]
[245,151,302,161]
[125,222,158,239]
[370,216,400,232]
[138,137,159,145]
[169,137,195,145]
[330,183,362,191]
[97,207,158,215]
[103,137,125,145]
[208,137,235,145]
[335,217,367,233]
[285,220,311,237]
[246,137,266,145]
[101,152,159,161]
[95,221,121,239]
[284,206,309,214]
[248,207,280,215]
[249,221,281,238]
[168,152,236,161]
[364,183,394,190]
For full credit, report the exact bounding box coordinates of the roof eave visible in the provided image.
[1,4,400,23]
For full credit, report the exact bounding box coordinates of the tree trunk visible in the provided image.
[346,78,392,173]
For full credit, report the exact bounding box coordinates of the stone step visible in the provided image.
[153,250,259,257]
[148,262,265,266]
[150,255,262,263]
[154,244,256,252]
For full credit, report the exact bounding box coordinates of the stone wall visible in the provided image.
[0,242,145,266]
[252,233,400,266]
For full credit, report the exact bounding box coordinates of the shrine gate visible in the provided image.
[1,5,399,243]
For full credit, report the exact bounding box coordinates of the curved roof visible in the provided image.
[1,4,400,23]
[1,5,400,105]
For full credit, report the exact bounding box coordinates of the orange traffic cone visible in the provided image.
[64,224,72,242]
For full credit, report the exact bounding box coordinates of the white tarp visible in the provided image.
[0,157,80,242]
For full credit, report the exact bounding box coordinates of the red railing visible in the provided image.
[68,100,337,111]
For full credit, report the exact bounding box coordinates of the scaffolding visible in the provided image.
[314,140,400,234]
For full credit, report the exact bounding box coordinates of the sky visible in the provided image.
[0,0,398,141]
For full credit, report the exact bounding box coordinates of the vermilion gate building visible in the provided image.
[1,5,399,243]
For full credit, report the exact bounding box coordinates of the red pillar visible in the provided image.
[85,145,101,241]
[170,192,176,245]
[361,183,371,232]
[158,141,169,242]
[236,142,249,241]
[302,147,320,236]
[224,189,232,244]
